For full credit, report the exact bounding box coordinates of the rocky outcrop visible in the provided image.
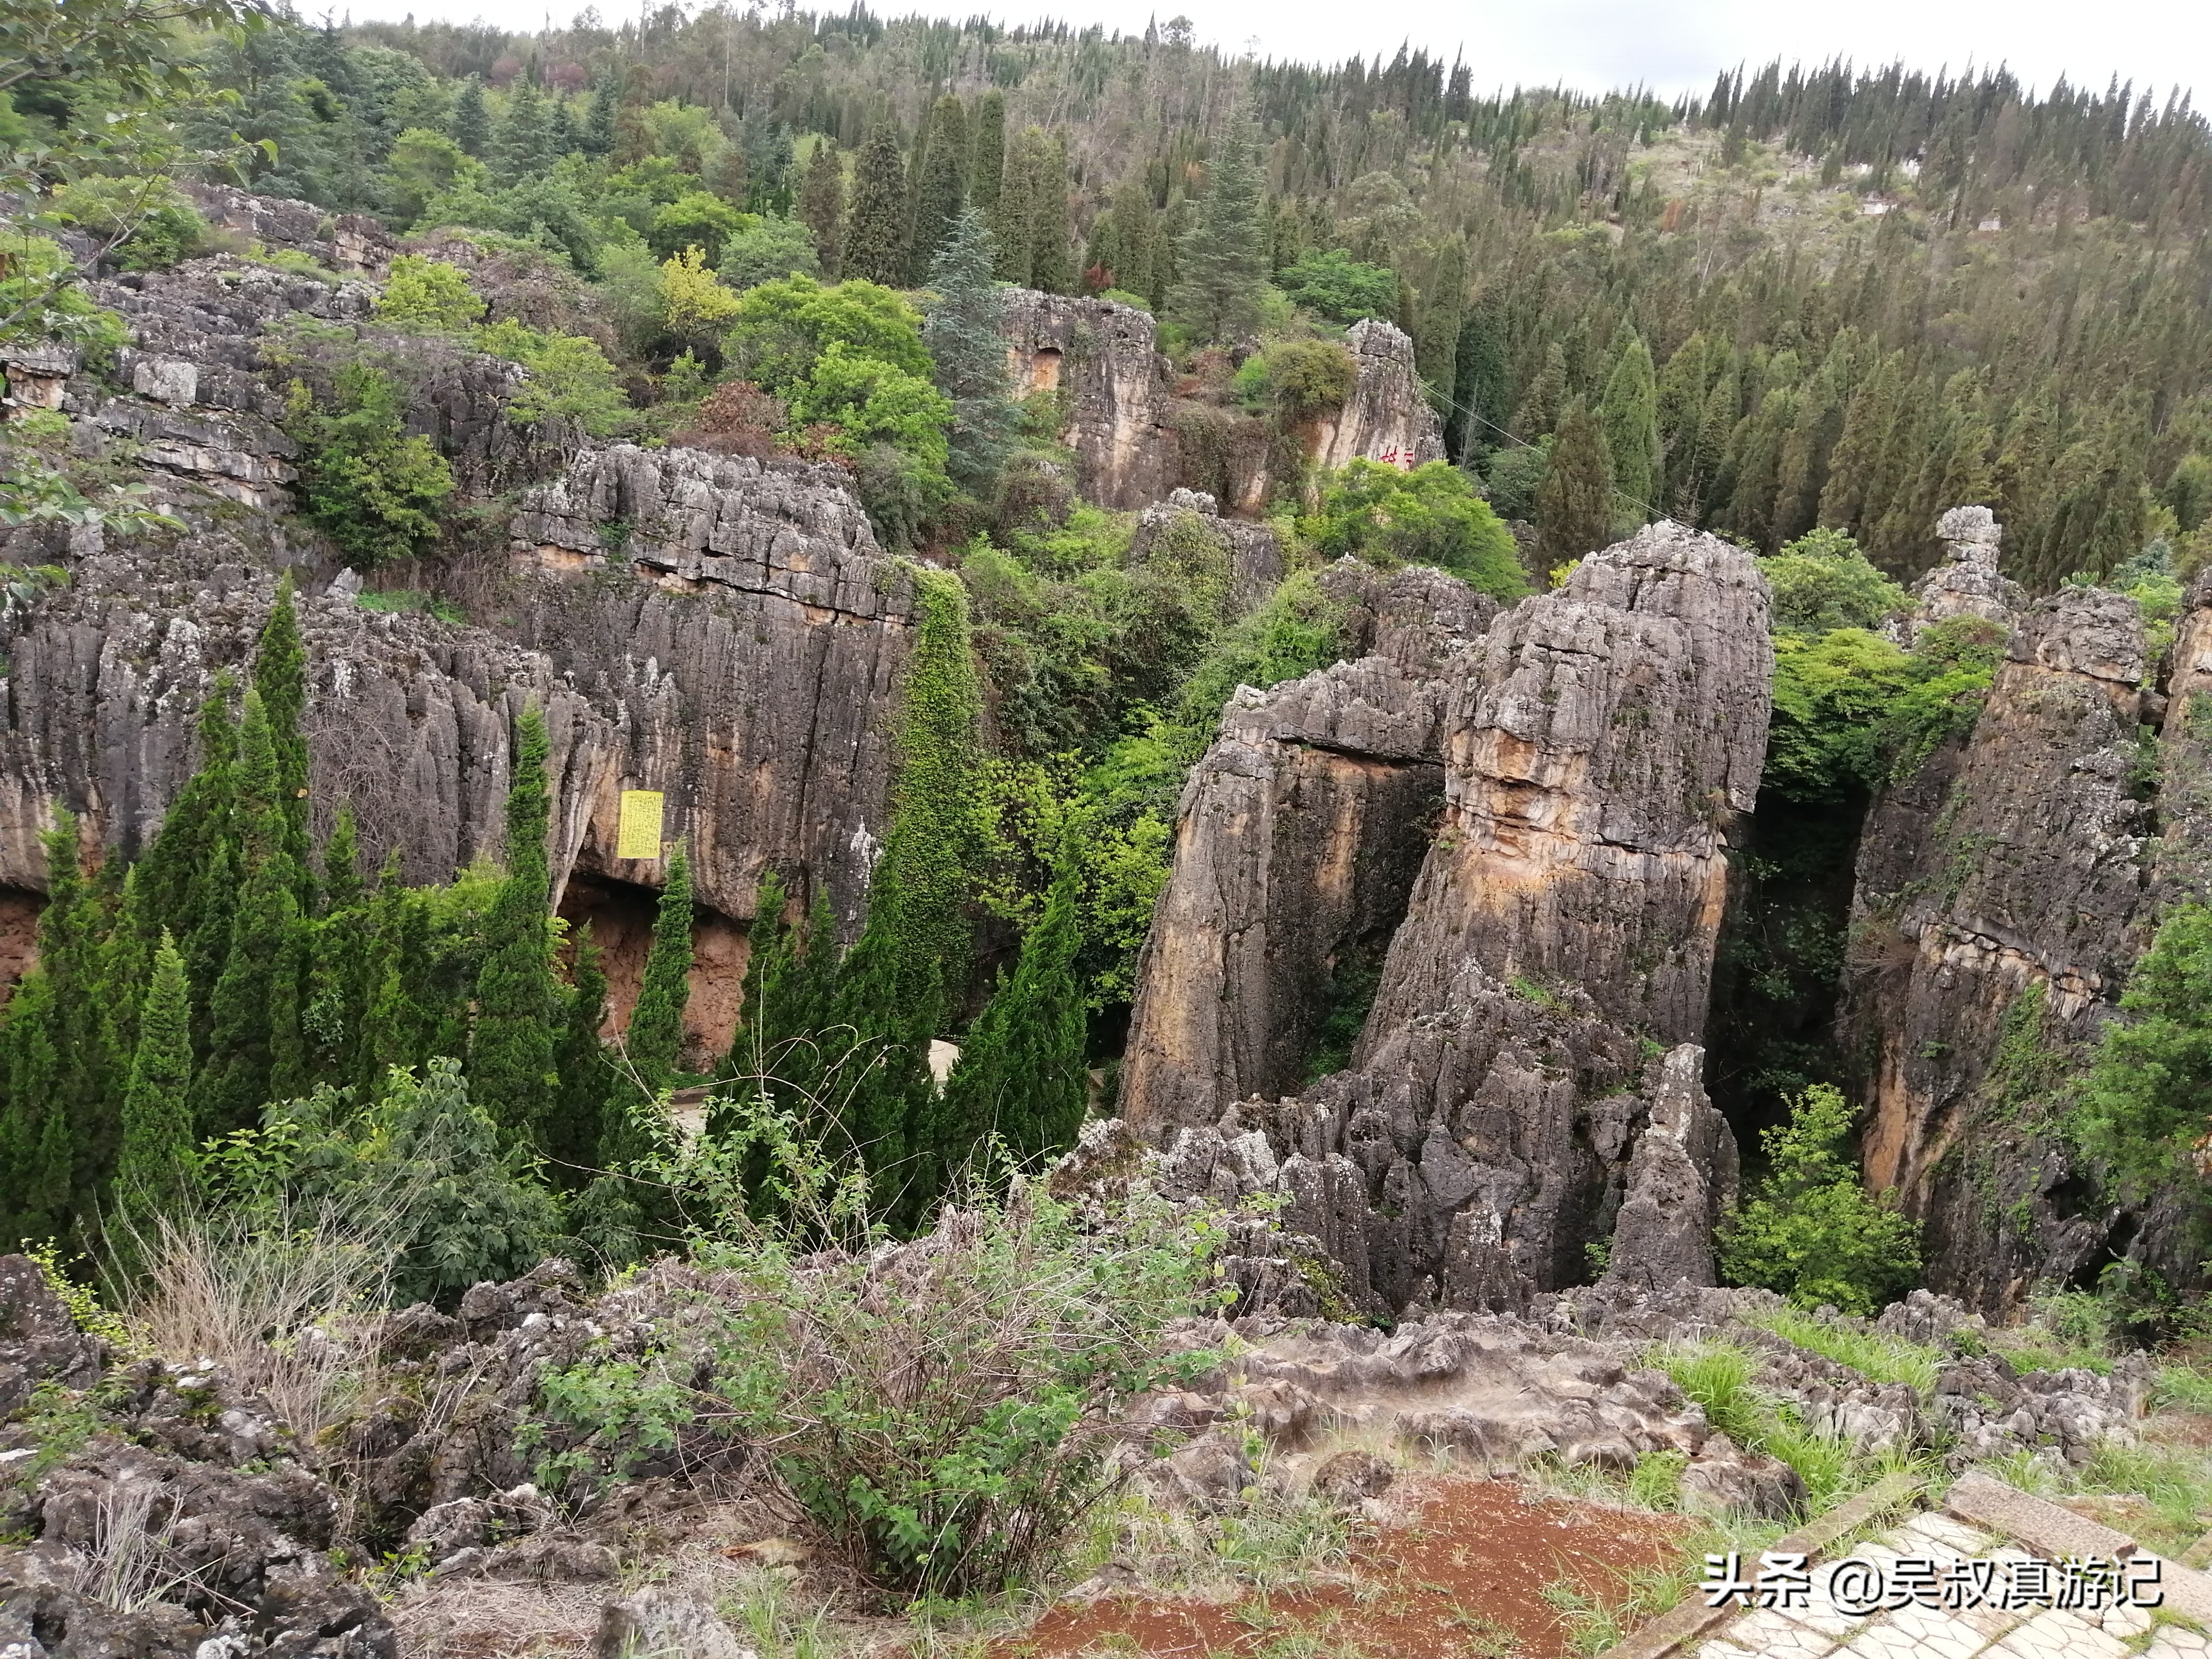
[1843,563,2157,1311]
[184,182,398,275]
[1909,505,2026,641]
[1129,489,1284,605]
[1000,289,1175,509]
[1599,1043,1740,1293]
[1124,524,1772,1314]
[1120,562,1496,1132]
[1309,319,1446,472]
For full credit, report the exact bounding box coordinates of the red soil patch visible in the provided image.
[1000,1476,1689,1659]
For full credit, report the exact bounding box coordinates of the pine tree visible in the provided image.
[908,94,969,285]
[137,679,237,1044]
[1656,331,1713,513]
[931,839,1087,1185]
[470,708,560,1144]
[254,575,311,900]
[1028,131,1072,294]
[192,691,307,1142]
[844,119,910,287]
[307,808,372,1085]
[359,855,440,1094]
[968,90,1006,218]
[798,139,844,279]
[452,76,490,158]
[1413,238,1467,419]
[1448,299,1509,461]
[114,931,196,1217]
[923,207,1018,495]
[495,78,554,184]
[583,73,617,157]
[0,975,68,1246]
[1167,108,1266,342]
[617,841,694,1113]
[1535,398,1616,567]
[1596,325,1662,521]
[1512,341,1567,439]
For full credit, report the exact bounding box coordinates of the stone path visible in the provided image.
[1698,1510,2201,1659]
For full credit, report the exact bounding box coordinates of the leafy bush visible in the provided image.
[648,189,745,263]
[1718,1084,1922,1317]
[2075,901,2212,1202]
[1230,338,1356,420]
[44,175,206,271]
[284,362,454,568]
[1,233,129,357]
[373,254,485,331]
[1482,438,1551,521]
[698,1133,1226,1595]
[715,215,819,289]
[1301,459,1530,601]
[1758,527,1907,634]
[474,316,632,437]
[1274,247,1399,322]
[722,273,932,392]
[659,245,742,354]
[1174,567,1351,728]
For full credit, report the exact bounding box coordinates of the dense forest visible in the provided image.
[3,0,2211,1319]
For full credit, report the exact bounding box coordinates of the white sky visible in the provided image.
[344,0,2212,105]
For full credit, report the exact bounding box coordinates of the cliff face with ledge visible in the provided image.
[1122,524,1771,1316]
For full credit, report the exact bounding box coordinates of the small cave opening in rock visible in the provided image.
[1703,791,1873,1179]
[1025,346,1063,392]
[557,869,748,1073]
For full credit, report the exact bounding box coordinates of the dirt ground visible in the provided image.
[995,1476,1690,1659]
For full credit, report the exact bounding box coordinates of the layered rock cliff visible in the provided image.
[1840,530,2167,1310]
[1123,524,1772,1314]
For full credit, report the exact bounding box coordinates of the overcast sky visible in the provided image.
[344,0,2210,105]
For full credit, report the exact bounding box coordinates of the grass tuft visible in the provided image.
[1739,1303,1943,1392]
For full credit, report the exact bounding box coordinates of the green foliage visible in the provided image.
[715,215,819,290]
[470,709,560,1144]
[373,254,485,331]
[113,931,197,1218]
[658,245,741,353]
[1596,326,1661,517]
[2076,902,2212,1203]
[1167,108,1266,344]
[0,233,129,357]
[1302,460,1529,600]
[519,1345,699,1499]
[701,1162,1226,1595]
[1718,1084,1923,1317]
[473,317,631,437]
[283,363,454,568]
[1759,529,1908,633]
[723,272,931,393]
[1231,338,1355,421]
[616,841,693,1115]
[921,206,1017,495]
[842,119,908,287]
[43,176,205,272]
[1738,1303,1941,1390]
[648,189,744,263]
[1535,397,1616,566]
[1272,248,1397,323]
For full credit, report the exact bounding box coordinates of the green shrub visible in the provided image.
[1758,528,1907,634]
[283,362,454,568]
[691,1115,1227,1595]
[715,215,819,290]
[1231,338,1356,420]
[1301,459,1530,601]
[45,175,206,271]
[373,254,485,331]
[474,316,632,437]
[1274,247,1398,322]
[1717,1083,1922,1317]
[2075,901,2212,1203]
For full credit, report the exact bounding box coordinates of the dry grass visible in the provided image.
[66,1469,212,1614]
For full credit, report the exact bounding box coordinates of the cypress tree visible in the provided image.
[583,73,617,157]
[1596,326,1662,521]
[1167,108,1266,342]
[923,207,1018,495]
[359,855,439,1093]
[618,841,694,1111]
[798,139,844,279]
[452,76,490,158]
[992,127,1039,284]
[713,874,841,1141]
[1689,348,1742,523]
[114,931,196,1218]
[969,89,1006,218]
[551,925,610,1178]
[138,678,237,1043]
[1720,375,1801,551]
[1512,341,1567,439]
[193,691,307,1141]
[1535,398,1616,567]
[470,708,560,1145]
[1656,331,1713,514]
[1028,131,1072,294]
[307,808,371,1084]
[908,94,969,285]
[253,575,311,900]
[844,119,910,287]
[1448,298,1510,462]
[1414,239,1467,417]
[96,869,156,1127]
[0,976,68,1246]
[931,839,1087,1185]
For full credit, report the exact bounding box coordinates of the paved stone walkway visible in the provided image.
[1698,1510,2205,1659]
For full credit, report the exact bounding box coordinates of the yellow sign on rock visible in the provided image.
[616,790,665,860]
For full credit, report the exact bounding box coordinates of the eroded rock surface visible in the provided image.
[1844,575,2156,1310]
[1000,289,1176,509]
[1121,562,1494,1133]
[1309,318,1446,472]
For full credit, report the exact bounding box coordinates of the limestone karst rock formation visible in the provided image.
[996,289,1445,510]
[1842,530,2162,1309]
[1120,560,1497,1133]
[1122,522,1773,1314]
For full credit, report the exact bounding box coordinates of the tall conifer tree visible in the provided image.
[1535,398,1617,566]
[1597,326,1662,521]
[923,207,1018,495]
[254,575,311,900]
[1168,110,1264,340]
[619,841,694,1112]
[1028,131,1072,294]
[470,709,560,1144]
[452,76,490,157]
[551,926,610,1178]
[115,931,196,1218]
[844,119,910,287]
[798,139,844,279]
[908,94,969,284]
[968,90,1006,219]
[1414,238,1467,417]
